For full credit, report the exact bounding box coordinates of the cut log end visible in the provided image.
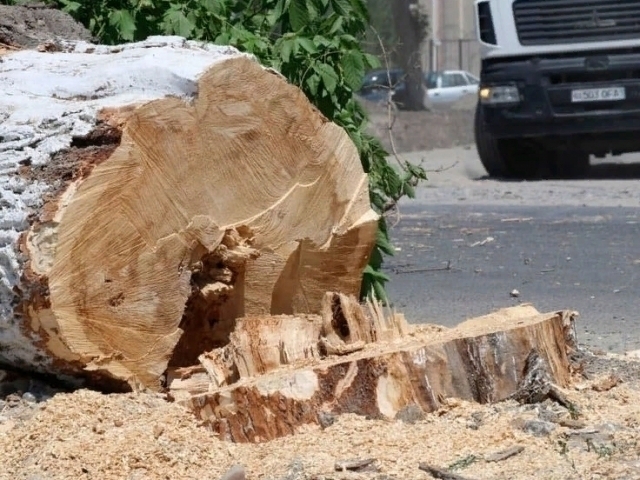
[1,37,378,390]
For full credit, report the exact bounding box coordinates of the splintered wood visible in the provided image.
[170,300,578,443]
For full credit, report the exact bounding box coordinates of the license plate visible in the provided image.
[571,87,625,103]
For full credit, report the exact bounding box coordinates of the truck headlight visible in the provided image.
[479,85,520,104]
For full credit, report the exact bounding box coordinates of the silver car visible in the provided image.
[425,70,480,105]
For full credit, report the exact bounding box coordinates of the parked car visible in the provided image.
[357,68,409,108]
[425,70,479,105]
[357,68,479,108]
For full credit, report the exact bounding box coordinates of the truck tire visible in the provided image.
[474,103,563,180]
[474,102,507,178]
[474,104,539,179]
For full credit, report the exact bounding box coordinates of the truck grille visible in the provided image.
[513,0,640,46]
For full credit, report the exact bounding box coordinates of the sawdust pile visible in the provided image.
[1,358,639,480]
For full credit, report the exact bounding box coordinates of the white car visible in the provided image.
[425,70,480,105]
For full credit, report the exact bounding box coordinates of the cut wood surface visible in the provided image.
[0,36,378,390]
[180,303,578,442]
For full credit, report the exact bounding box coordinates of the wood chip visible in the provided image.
[557,418,587,429]
[334,458,376,472]
[592,374,623,392]
[418,463,478,480]
[484,445,525,463]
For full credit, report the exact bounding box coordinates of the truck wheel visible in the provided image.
[474,102,507,177]
[474,104,542,180]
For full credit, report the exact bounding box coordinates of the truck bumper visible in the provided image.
[480,49,640,143]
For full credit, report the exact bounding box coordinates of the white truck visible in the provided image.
[474,0,640,179]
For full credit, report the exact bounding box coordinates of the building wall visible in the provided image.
[420,0,481,75]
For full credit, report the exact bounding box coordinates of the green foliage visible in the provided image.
[3,0,426,301]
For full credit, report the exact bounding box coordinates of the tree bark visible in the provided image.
[0,37,378,391]
[391,0,427,111]
[176,302,578,443]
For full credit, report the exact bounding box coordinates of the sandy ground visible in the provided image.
[1,352,639,480]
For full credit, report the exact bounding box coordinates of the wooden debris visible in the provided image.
[557,417,587,429]
[418,463,478,480]
[334,458,377,472]
[591,374,623,392]
[509,349,576,412]
[181,304,577,442]
[484,445,525,463]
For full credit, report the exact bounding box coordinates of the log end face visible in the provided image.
[3,38,379,391]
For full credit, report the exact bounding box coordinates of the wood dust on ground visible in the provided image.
[0,355,639,480]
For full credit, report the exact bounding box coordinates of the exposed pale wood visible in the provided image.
[179,304,577,443]
[0,37,378,390]
[167,293,402,400]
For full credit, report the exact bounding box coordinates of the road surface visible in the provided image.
[385,146,640,353]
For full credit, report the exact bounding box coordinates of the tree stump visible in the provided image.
[0,36,378,390]
[172,300,578,443]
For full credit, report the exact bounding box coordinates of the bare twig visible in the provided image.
[334,458,377,472]
[369,25,409,174]
[394,260,460,275]
[425,161,459,173]
[367,27,429,225]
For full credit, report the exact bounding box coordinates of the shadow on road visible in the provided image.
[473,161,640,182]
[588,162,640,179]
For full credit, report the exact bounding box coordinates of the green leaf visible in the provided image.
[288,0,309,31]
[58,0,81,14]
[342,50,365,90]
[274,0,290,19]
[363,53,381,69]
[331,0,351,15]
[108,9,136,41]
[348,129,363,152]
[376,227,395,256]
[163,8,195,37]
[329,16,343,34]
[340,34,358,44]
[349,0,368,19]
[307,0,319,21]
[372,279,388,303]
[403,181,416,198]
[314,62,339,93]
[279,38,295,63]
[201,0,222,14]
[306,73,321,96]
[363,264,390,281]
[214,32,231,45]
[295,36,317,54]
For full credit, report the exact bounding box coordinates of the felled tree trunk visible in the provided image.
[177,302,578,443]
[0,37,378,390]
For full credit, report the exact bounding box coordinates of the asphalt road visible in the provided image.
[384,146,640,354]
